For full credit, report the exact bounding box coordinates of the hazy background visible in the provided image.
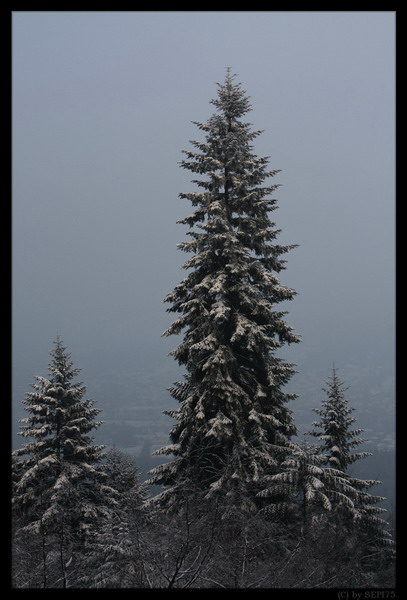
[12,11,395,505]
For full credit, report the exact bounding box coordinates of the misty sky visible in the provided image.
[12,11,395,407]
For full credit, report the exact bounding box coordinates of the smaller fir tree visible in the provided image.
[308,366,395,562]
[309,365,370,470]
[102,446,147,508]
[12,337,117,588]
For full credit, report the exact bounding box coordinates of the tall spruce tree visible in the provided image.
[149,70,300,509]
[12,337,116,588]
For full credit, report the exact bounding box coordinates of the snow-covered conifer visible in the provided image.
[309,366,370,470]
[149,70,300,509]
[12,337,117,588]
[309,367,395,554]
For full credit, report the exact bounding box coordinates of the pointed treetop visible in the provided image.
[309,366,370,472]
[211,68,252,119]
